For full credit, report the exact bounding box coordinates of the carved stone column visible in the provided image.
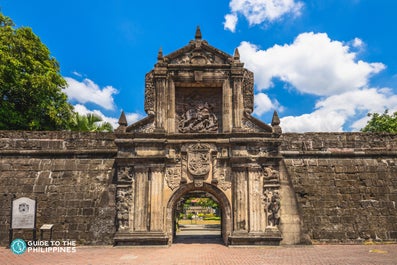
[222,79,232,133]
[232,168,248,232]
[149,167,164,231]
[134,167,148,232]
[167,79,175,133]
[248,165,264,233]
[153,72,167,131]
[231,75,243,129]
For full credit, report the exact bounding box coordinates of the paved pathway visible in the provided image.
[2,243,397,265]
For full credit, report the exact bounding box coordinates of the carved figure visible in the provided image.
[178,102,218,133]
[267,191,281,227]
[116,189,132,230]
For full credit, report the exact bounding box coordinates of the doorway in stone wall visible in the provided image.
[167,183,231,245]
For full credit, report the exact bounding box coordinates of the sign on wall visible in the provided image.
[11,197,36,229]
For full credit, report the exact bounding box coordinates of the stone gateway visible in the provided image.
[114,27,284,245]
[0,28,396,246]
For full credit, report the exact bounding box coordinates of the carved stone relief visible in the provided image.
[242,69,254,113]
[175,87,222,133]
[165,167,181,190]
[170,50,226,65]
[178,102,218,133]
[187,143,211,176]
[116,167,134,231]
[264,190,280,227]
[263,166,281,228]
[144,72,155,115]
[117,167,134,183]
[116,186,133,231]
[133,122,155,133]
[212,159,231,191]
[263,166,280,183]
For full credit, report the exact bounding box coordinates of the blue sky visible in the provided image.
[2,0,397,132]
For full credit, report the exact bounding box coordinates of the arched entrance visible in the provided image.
[166,183,232,245]
[114,28,284,246]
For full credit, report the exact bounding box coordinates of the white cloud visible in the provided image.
[352,37,363,48]
[224,13,238,32]
[64,77,118,110]
[73,104,141,129]
[125,113,142,125]
[280,88,397,132]
[240,32,397,132]
[253,92,283,116]
[238,32,385,96]
[224,0,303,32]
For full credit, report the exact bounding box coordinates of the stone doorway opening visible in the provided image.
[175,191,221,244]
[167,183,231,245]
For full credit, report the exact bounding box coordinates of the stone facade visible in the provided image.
[1,132,397,246]
[0,29,396,246]
[114,27,283,245]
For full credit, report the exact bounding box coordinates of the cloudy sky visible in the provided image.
[2,0,397,132]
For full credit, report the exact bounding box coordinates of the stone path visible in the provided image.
[2,243,397,265]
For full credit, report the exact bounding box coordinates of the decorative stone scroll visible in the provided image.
[263,166,280,183]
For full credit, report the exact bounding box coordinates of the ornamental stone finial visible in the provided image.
[118,111,128,127]
[233,48,240,60]
[157,47,163,61]
[195,26,202,40]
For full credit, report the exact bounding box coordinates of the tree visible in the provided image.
[361,110,397,133]
[0,13,73,130]
[68,113,113,132]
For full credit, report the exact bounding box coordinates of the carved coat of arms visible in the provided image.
[187,143,211,176]
[165,167,181,190]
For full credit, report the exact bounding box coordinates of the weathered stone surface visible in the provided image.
[281,133,397,243]
[0,132,117,245]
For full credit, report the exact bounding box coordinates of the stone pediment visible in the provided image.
[117,27,281,135]
[163,27,232,66]
[165,41,232,66]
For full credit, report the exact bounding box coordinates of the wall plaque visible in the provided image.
[11,197,36,229]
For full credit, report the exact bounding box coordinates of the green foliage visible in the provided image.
[184,197,219,209]
[68,113,113,132]
[361,110,397,133]
[0,12,73,130]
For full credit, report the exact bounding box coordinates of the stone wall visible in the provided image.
[0,131,117,246]
[0,131,396,246]
[281,133,397,243]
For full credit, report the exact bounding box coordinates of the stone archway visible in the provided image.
[114,28,284,246]
[166,183,232,245]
